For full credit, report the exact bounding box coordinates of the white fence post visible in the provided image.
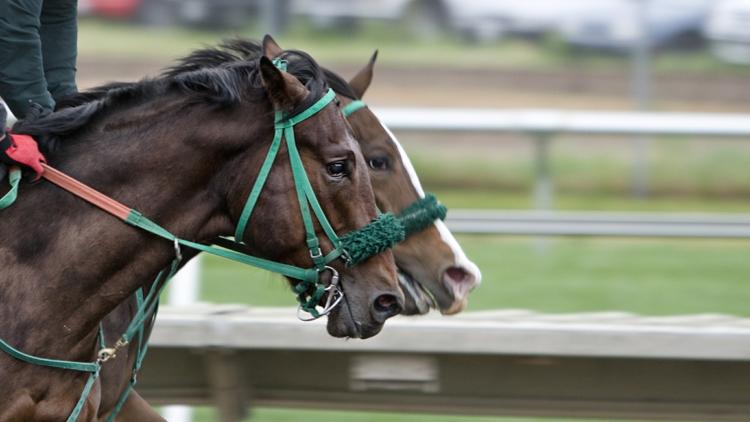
[161,255,202,422]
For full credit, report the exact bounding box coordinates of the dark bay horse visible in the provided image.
[149,35,481,315]
[61,37,482,420]
[189,36,482,315]
[0,46,402,421]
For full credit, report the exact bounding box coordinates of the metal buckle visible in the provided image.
[297,266,344,321]
[309,247,323,260]
[173,237,182,261]
[97,338,129,364]
[97,347,117,363]
[340,249,353,266]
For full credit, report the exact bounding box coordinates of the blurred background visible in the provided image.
[73,0,749,421]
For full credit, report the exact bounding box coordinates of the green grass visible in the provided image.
[198,235,750,317]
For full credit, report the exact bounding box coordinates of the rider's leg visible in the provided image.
[40,0,78,103]
[0,0,55,118]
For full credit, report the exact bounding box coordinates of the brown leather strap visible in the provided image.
[41,163,132,220]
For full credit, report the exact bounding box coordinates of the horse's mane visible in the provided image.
[15,39,329,153]
[166,38,361,100]
[58,38,361,115]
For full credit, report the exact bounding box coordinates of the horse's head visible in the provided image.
[261,36,481,315]
[215,53,402,338]
[336,53,481,315]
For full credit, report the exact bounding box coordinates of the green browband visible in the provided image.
[342,100,367,117]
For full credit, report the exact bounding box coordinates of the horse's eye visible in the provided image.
[368,156,389,170]
[326,160,349,177]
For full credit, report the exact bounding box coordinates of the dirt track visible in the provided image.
[78,58,750,112]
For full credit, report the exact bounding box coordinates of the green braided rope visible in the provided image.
[396,193,447,236]
[340,213,405,266]
[332,194,447,267]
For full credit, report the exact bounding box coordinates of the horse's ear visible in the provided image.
[262,34,284,59]
[348,50,378,99]
[259,56,307,111]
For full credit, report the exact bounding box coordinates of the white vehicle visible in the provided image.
[705,0,750,63]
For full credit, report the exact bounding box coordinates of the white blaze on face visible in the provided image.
[377,119,482,287]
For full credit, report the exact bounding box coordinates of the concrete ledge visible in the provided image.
[150,306,750,361]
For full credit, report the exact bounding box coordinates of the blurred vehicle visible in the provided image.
[85,0,261,28]
[449,0,577,41]
[704,0,750,63]
[559,0,712,52]
[290,0,449,38]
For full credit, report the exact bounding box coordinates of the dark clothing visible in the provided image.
[0,0,78,118]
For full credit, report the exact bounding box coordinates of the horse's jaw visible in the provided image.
[398,270,435,315]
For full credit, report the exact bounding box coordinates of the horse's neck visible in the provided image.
[0,119,235,361]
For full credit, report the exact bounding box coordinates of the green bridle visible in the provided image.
[0,70,448,422]
[231,86,398,319]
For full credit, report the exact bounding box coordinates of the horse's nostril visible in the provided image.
[373,293,402,320]
[445,266,470,284]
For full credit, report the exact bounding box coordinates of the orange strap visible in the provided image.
[41,163,132,221]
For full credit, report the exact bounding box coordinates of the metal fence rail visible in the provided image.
[376,108,750,210]
[376,108,750,137]
[446,210,750,238]
[139,306,750,422]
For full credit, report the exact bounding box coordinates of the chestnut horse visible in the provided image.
[0,47,402,421]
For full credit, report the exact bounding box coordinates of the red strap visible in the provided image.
[2,132,132,220]
[6,133,46,180]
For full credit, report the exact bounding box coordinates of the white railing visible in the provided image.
[446,210,750,238]
[376,108,750,210]
[376,108,750,136]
